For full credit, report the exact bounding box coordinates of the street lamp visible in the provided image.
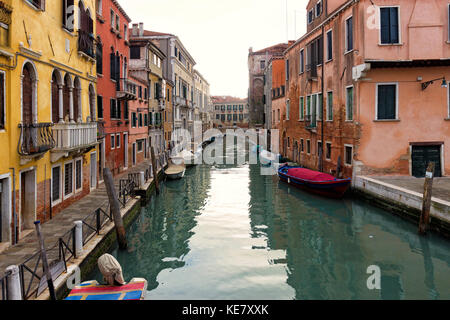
[421,77,447,90]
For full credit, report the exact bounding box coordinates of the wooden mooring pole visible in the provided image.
[34,221,56,300]
[419,162,435,235]
[103,167,127,249]
[150,146,160,195]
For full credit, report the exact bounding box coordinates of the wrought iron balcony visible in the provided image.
[18,123,55,157]
[78,30,95,59]
[51,122,98,161]
[116,78,137,101]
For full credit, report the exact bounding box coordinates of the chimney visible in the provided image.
[139,23,144,37]
[132,23,138,36]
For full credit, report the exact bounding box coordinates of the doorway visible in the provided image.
[98,139,104,182]
[412,145,442,178]
[20,169,36,231]
[0,177,11,243]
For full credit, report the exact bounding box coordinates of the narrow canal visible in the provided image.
[88,144,450,300]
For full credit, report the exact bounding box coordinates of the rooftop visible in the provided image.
[211,96,248,104]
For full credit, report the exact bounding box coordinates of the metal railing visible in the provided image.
[81,205,112,246]
[118,179,136,208]
[52,122,97,152]
[116,78,137,100]
[18,123,55,157]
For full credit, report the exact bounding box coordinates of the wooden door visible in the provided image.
[22,66,33,124]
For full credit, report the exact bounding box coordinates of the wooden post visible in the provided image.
[419,162,435,235]
[150,144,160,195]
[34,221,56,300]
[103,168,127,249]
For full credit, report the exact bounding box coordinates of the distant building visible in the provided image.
[212,96,249,129]
[248,42,293,127]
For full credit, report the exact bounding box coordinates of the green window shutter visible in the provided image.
[378,84,396,120]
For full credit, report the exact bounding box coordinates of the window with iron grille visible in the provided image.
[64,162,73,197]
[52,166,61,203]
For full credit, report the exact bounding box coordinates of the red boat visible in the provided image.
[278,165,351,198]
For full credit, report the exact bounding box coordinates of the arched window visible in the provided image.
[73,77,81,122]
[51,71,63,123]
[22,63,37,125]
[63,74,72,122]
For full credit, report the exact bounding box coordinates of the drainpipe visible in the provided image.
[320,24,325,172]
[9,167,17,245]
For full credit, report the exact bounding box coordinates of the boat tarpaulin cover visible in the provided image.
[65,280,147,300]
[287,168,337,182]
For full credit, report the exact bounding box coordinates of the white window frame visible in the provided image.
[308,9,314,24]
[137,139,144,153]
[74,157,83,194]
[110,9,115,28]
[316,0,322,17]
[96,0,102,15]
[345,16,354,54]
[326,29,333,62]
[378,6,402,46]
[344,144,353,167]
[299,49,304,74]
[110,134,115,149]
[325,142,332,161]
[306,139,311,155]
[116,133,121,149]
[316,92,323,122]
[51,164,62,206]
[375,82,399,121]
[299,96,304,121]
[345,85,354,121]
[63,160,74,200]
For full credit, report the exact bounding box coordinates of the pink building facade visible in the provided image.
[283,0,449,179]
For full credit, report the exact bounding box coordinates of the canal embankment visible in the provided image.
[353,176,450,237]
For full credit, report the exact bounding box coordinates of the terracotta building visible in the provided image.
[96,0,133,176]
[283,0,450,179]
[212,96,249,129]
[248,42,293,127]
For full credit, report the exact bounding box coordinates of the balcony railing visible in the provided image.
[175,96,187,107]
[305,115,317,130]
[78,30,95,59]
[18,123,55,157]
[116,78,137,101]
[52,122,98,152]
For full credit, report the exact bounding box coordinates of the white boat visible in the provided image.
[164,160,186,180]
[259,149,280,167]
[174,149,200,168]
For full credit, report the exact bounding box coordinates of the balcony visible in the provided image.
[51,122,98,162]
[158,99,166,110]
[78,30,95,60]
[175,96,187,107]
[18,123,55,164]
[116,78,137,101]
[305,115,317,130]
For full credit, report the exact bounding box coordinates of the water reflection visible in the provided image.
[87,143,450,300]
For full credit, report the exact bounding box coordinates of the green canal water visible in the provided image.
[88,147,450,300]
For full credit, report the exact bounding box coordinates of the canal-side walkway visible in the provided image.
[354,176,450,234]
[0,159,159,279]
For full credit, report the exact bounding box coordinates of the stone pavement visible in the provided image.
[370,176,450,202]
[0,159,157,278]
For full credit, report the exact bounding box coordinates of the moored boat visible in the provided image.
[65,278,148,300]
[278,165,351,198]
[164,161,186,180]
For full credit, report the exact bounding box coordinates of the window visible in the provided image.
[376,83,397,120]
[316,1,322,17]
[110,98,119,119]
[64,162,74,197]
[124,101,129,120]
[326,30,333,61]
[260,60,265,69]
[116,133,120,148]
[62,0,74,31]
[97,95,103,119]
[110,9,115,27]
[227,114,232,121]
[326,142,332,160]
[137,139,143,152]
[75,159,82,192]
[306,95,311,117]
[216,114,220,120]
[0,22,9,47]
[130,46,140,59]
[299,96,304,120]
[52,165,61,204]
[144,114,148,126]
[0,72,4,129]
[96,0,102,15]
[286,100,290,120]
[318,141,322,157]
[300,139,304,152]
[277,109,280,121]
[286,59,290,81]
[380,7,400,44]
[233,114,237,121]
[345,145,353,166]
[115,15,120,31]
[110,134,115,149]
[317,93,323,121]
[308,9,314,24]
[327,91,333,121]
[96,42,103,74]
[26,0,45,10]
[345,17,353,52]
[346,86,353,121]
[124,25,128,41]
[300,49,304,73]
[138,113,143,127]
[307,140,311,154]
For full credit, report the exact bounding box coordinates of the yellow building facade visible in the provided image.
[0,0,98,247]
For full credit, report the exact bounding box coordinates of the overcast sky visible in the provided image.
[124,0,309,98]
